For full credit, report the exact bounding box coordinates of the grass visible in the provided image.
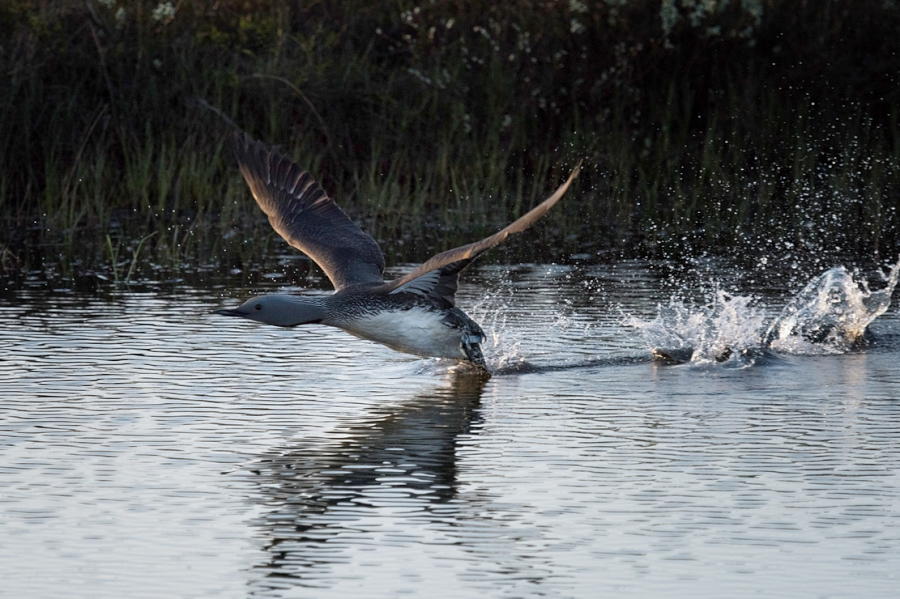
[1,0,899,284]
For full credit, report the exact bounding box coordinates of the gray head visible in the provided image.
[216,294,326,327]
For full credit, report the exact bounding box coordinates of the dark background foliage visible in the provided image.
[1,0,898,278]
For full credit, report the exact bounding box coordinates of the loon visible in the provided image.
[217,133,580,371]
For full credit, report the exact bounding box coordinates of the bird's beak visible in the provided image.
[215,307,247,317]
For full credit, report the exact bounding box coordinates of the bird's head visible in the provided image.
[215,294,325,327]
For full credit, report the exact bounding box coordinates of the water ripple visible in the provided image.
[1,263,899,597]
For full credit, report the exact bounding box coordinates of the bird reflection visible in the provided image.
[246,370,488,591]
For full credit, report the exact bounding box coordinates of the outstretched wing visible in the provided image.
[233,133,385,290]
[383,161,582,298]
[388,259,469,309]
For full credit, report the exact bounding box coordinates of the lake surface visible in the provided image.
[2,260,900,598]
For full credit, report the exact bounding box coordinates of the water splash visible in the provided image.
[766,259,900,354]
[467,285,526,372]
[627,258,900,365]
[625,289,768,366]
[465,272,596,372]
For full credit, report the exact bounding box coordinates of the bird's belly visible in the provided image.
[335,309,466,359]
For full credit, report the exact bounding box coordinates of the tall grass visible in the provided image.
[1,0,899,281]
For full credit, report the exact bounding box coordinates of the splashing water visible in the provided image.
[466,284,526,372]
[479,307,525,371]
[627,258,900,365]
[625,289,768,366]
[766,259,900,354]
[465,272,596,372]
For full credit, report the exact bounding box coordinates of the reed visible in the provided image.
[1,0,899,282]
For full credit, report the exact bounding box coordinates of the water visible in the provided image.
[2,260,900,598]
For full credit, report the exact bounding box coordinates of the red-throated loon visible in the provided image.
[217,133,580,372]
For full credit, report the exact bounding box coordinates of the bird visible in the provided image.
[217,133,581,372]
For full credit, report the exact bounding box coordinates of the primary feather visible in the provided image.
[233,133,386,290]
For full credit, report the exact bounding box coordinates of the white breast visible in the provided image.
[334,308,466,359]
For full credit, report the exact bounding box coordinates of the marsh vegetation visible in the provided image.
[1,0,899,284]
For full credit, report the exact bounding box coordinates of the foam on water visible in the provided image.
[627,258,900,365]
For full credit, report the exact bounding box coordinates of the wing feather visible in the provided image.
[388,259,469,309]
[233,133,385,290]
[383,161,581,295]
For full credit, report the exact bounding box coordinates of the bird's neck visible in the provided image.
[275,296,327,327]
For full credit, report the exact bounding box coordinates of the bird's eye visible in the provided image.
[255,304,262,310]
